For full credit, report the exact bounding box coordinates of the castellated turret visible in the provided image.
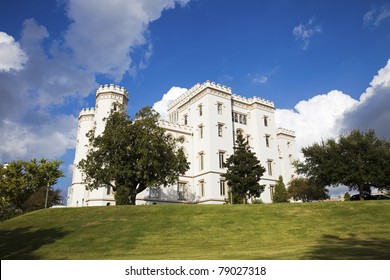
[67,84,129,207]
[95,84,129,135]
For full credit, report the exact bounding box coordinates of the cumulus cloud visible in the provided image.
[153,86,188,120]
[0,0,190,163]
[276,59,390,160]
[340,59,390,138]
[275,90,358,156]
[364,3,390,27]
[0,32,28,72]
[0,114,77,163]
[64,0,190,81]
[292,17,322,50]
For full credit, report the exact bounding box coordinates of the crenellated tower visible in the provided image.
[95,84,129,135]
[67,84,129,207]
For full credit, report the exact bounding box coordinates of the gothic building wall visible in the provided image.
[67,81,296,206]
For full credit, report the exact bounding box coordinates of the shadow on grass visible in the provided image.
[0,227,69,259]
[307,234,390,259]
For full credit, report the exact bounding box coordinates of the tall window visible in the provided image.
[220,180,226,196]
[264,116,269,127]
[218,151,225,168]
[198,104,203,116]
[267,160,273,176]
[149,186,160,198]
[177,182,187,201]
[217,103,223,114]
[184,114,188,125]
[199,124,203,139]
[232,112,247,125]
[218,123,223,137]
[199,152,204,170]
[199,180,205,197]
[265,135,270,147]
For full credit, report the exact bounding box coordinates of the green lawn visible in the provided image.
[1,201,389,260]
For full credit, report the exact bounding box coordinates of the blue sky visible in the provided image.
[1,0,390,199]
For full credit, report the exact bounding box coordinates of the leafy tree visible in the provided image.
[22,188,63,212]
[273,176,288,203]
[0,159,63,220]
[288,177,329,202]
[78,106,189,205]
[296,129,390,200]
[223,133,266,204]
[344,192,351,201]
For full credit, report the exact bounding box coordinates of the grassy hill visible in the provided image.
[1,201,389,260]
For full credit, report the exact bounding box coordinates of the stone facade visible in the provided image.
[67,81,296,206]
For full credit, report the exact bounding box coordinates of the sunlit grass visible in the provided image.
[1,201,389,259]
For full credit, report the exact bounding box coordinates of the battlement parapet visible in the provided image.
[277,127,295,137]
[96,84,128,98]
[233,94,274,108]
[168,80,232,110]
[79,107,95,118]
[158,119,193,133]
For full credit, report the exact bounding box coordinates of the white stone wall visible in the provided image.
[68,81,296,206]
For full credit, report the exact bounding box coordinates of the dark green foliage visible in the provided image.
[273,176,288,203]
[296,129,390,200]
[288,177,329,202]
[78,106,189,205]
[22,188,63,212]
[223,133,266,204]
[344,192,351,201]
[0,159,64,221]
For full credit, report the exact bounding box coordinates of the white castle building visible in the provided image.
[67,81,296,206]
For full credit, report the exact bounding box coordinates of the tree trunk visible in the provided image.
[358,185,364,200]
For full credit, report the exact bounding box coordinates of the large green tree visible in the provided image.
[273,176,288,203]
[223,133,266,204]
[287,177,329,202]
[296,129,390,200]
[78,106,189,205]
[0,159,64,220]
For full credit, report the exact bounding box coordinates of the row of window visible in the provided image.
[149,180,227,200]
[198,151,273,176]
[198,151,225,171]
[198,123,225,138]
[187,102,270,126]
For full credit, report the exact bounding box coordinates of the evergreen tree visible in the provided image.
[223,133,266,204]
[344,192,351,201]
[273,176,288,203]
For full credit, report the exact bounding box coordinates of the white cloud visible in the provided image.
[0,0,190,163]
[341,59,390,138]
[292,17,322,50]
[64,0,190,81]
[0,32,28,72]
[252,66,280,84]
[275,90,358,157]
[252,75,268,84]
[0,114,77,163]
[276,59,390,159]
[153,86,188,120]
[364,4,390,27]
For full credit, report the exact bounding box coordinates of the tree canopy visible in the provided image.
[295,129,390,200]
[0,159,64,220]
[287,177,329,202]
[223,133,266,204]
[273,176,288,203]
[78,106,189,205]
